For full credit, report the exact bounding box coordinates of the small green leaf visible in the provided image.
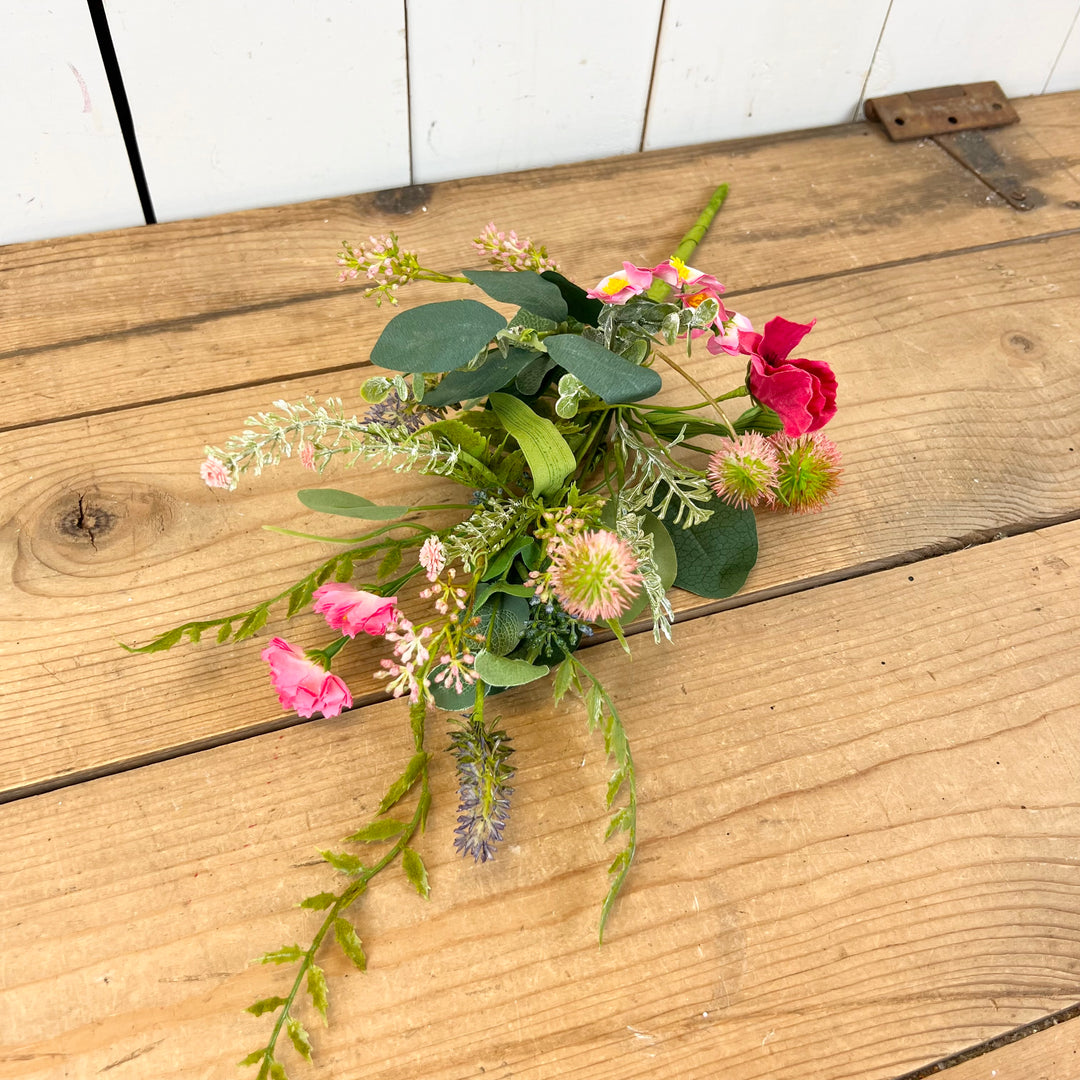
[334,917,368,971]
[371,299,507,374]
[376,751,428,814]
[660,495,758,599]
[429,665,481,712]
[298,489,411,520]
[307,964,329,1022]
[299,892,337,911]
[514,354,557,395]
[286,1017,313,1062]
[378,546,402,578]
[258,944,304,965]
[319,849,365,875]
[239,1050,265,1068]
[402,847,431,898]
[476,592,530,656]
[269,1063,289,1080]
[509,308,559,332]
[552,655,575,704]
[545,334,662,404]
[343,818,408,843]
[216,622,233,643]
[422,348,536,407]
[415,417,490,461]
[473,651,550,687]
[246,995,288,1017]
[540,270,603,325]
[488,392,576,496]
[463,269,568,322]
[733,403,784,436]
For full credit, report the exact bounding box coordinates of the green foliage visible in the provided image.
[247,996,288,1017]
[489,391,576,496]
[298,489,411,520]
[319,850,365,875]
[370,299,507,373]
[306,965,329,1022]
[661,494,758,598]
[334,918,367,971]
[476,591,530,656]
[377,751,429,814]
[473,651,550,687]
[299,892,337,911]
[733,402,785,436]
[344,818,407,843]
[545,334,662,404]
[402,848,430,898]
[286,1018,313,1062]
[422,347,535,407]
[540,269,603,324]
[463,269,568,322]
[258,945,303,965]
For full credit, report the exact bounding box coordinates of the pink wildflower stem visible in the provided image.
[646,182,729,302]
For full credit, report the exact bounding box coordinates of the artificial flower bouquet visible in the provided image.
[129,183,840,1076]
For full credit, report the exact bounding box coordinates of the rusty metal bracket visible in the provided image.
[864,82,1039,211]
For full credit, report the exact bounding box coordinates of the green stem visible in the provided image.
[651,350,737,437]
[646,182,729,302]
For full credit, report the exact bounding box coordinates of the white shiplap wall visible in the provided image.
[3,0,1079,245]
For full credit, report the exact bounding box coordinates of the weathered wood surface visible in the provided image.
[3,231,1079,796]
[2,91,1079,428]
[935,1013,1080,1079]
[2,521,1078,1079]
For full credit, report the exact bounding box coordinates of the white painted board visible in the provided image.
[643,0,893,151]
[0,1,143,246]
[407,0,663,184]
[862,0,1080,103]
[1045,6,1080,93]
[104,0,411,223]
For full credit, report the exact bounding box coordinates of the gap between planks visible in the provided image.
[5,506,1078,809]
[4,224,1080,437]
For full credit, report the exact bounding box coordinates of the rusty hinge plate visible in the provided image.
[864,81,1038,210]
[864,82,1018,141]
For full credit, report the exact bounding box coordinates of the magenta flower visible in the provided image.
[739,317,837,436]
[260,637,352,718]
[312,583,398,638]
[586,261,656,304]
[707,432,780,509]
[549,530,642,623]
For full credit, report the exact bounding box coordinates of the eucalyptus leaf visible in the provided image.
[473,651,550,687]
[660,494,758,598]
[463,269,568,322]
[370,299,507,373]
[540,269,603,325]
[514,354,557,395]
[422,348,536,408]
[429,664,480,712]
[298,489,411,520]
[545,334,662,404]
[488,392,576,496]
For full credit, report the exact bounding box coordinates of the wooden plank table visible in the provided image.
[2,91,1079,1079]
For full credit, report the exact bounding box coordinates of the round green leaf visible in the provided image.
[473,652,550,687]
[661,495,758,598]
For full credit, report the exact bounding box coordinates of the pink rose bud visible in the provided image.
[260,637,352,718]
[311,583,398,638]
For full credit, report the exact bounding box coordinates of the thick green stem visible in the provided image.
[646,182,729,301]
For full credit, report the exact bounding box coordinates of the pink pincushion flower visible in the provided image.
[771,433,843,513]
[586,261,656,304]
[312,583,398,637]
[200,457,231,490]
[549,530,643,623]
[260,637,352,718]
[739,317,837,436]
[707,432,780,509]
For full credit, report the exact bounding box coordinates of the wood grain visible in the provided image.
[4,231,1079,796]
[2,520,1078,1079]
[3,90,1079,402]
[931,1013,1080,1079]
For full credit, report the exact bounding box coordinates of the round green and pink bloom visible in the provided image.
[707,432,780,509]
[548,529,642,623]
[771,433,843,513]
